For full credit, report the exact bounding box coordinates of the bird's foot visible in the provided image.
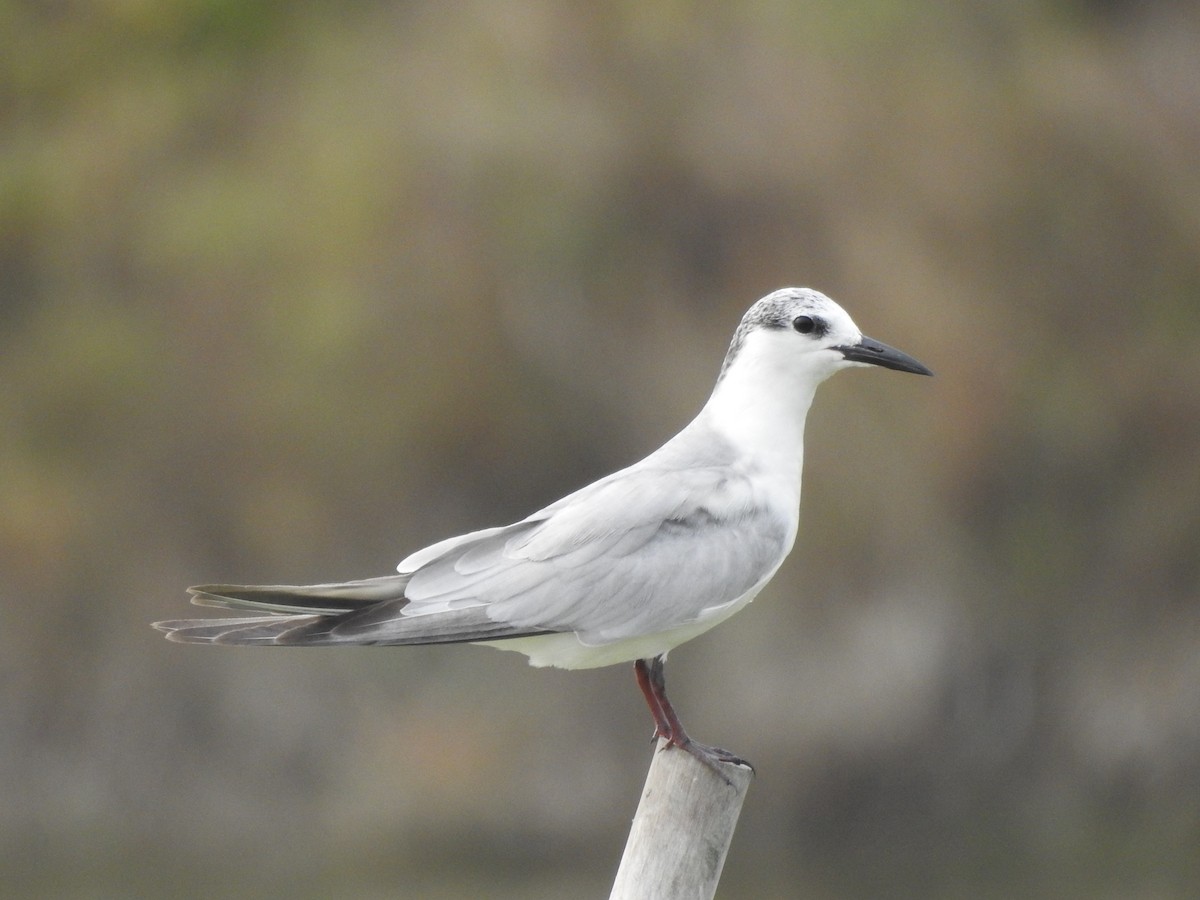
[635,657,754,783]
[652,728,754,782]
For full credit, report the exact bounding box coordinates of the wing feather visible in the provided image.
[393,462,790,643]
[160,430,793,654]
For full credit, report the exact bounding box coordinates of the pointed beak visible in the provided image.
[839,335,933,376]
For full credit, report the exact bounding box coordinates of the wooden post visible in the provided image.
[609,740,753,900]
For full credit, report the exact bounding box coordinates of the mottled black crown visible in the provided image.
[717,288,830,380]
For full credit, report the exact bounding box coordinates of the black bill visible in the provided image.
[839,335,933,376]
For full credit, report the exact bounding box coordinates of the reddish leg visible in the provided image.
[634,657,674,741]
[633,656,752,778]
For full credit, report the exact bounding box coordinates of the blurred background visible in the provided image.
[3,1,1199,897]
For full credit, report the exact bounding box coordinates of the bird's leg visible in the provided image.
[634,657,675,742]
[633,655,753,778]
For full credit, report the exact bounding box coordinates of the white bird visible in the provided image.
[155,287,931,772]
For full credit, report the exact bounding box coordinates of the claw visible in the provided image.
[634,656,753,783]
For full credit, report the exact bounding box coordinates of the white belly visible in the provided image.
[474,584,765,669]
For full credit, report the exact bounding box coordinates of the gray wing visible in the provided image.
[336,461,791,645]
[157,457,790,647]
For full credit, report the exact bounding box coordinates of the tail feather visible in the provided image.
[153,601,552,647]
[154,615,320,644]
[185,575,411,615]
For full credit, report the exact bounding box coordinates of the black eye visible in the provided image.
[793,315,816,334]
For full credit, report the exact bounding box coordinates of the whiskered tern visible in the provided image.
[156,287,932,772]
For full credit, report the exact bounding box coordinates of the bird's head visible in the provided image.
[717,287,933,388]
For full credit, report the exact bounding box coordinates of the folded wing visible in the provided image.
[156,453,790,649]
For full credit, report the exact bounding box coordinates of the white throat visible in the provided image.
[699,329,833,485]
